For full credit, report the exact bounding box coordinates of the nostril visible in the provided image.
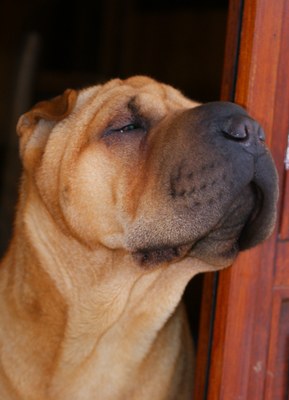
[221,115,266,144]
[222,122,249,141]
[222,126,248,141]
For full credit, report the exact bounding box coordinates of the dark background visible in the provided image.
[0,0,228,339]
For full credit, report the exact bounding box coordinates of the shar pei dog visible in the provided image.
[0,76,278,399]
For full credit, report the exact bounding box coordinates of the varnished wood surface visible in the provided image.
[196,0,289,398]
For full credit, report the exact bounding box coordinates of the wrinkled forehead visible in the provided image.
[75,77,195,120]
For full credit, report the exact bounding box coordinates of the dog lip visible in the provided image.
[238,181,267,249]
[238,154,279,250]
[133,244,192,267]
[131,183,260,268]
[241,183,263,231]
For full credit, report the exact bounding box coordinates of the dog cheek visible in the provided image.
[59,156,125,249]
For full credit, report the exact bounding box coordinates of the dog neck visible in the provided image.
[0,185,203,399]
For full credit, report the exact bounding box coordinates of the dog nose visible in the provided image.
[221,114,266,144]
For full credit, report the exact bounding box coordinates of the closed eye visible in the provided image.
[103,120,147,137]
[116,123,142,133]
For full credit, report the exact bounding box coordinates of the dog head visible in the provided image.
[17,76,278,269]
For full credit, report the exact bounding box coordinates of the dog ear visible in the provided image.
[17,89,77,170]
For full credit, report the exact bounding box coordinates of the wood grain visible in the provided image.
[205,0,289,398]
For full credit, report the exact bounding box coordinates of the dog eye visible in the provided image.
[102,119,147,138]
[117,124,142,133]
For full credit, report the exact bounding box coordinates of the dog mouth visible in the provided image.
[188,182,263,266]
[133,244,192,267]
[132,182,263,268]
[238,183,263,247]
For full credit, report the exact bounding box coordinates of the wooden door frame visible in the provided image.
[195,0,289,398]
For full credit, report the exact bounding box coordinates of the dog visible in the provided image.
[0,76,278,399]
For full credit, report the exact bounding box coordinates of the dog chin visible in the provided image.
[188,241,239,268]
[132,244,190,267]
[132,239,238,269]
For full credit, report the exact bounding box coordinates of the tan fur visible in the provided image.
[0,76,277,399]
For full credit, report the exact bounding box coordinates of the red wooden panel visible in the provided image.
[276,242,289,287]
[280,170,289,239]
[207,0,289,398]
[265,289,289,400]
[220,0,243,102]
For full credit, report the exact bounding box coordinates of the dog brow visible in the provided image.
[127,97,141,117]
